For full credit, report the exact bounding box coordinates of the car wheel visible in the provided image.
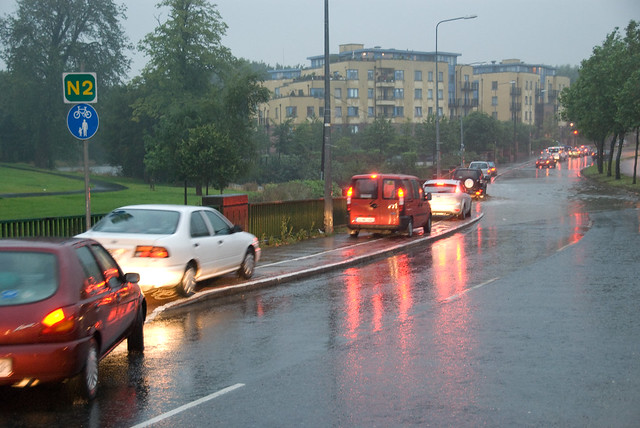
[458,205,466,220]
[424,215,432,234]
[467,201,472,217]
[75,338,99,400]
[127,305,145,353]
[406,218,413,237]
[349,230,359,238]
[177,265,197,297]
[238,250,256,279]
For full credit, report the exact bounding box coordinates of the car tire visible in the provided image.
[467,202,472,218]
[424,215,432,235]
[127,306,145,353]
[74,338,99,401]
[177,265,197,297]
[458,205,466,220]
[238,250,256,279]
[406,218,413,237]
[349,230,359,238]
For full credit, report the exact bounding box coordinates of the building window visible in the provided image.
[492,111,498,120]
[394,88,404,99]
[428,89,433,100]
[286,106,297,117]
[437,106,442,117]
[414,70,422,81]
[428,71,433,82]
[334,88,342,99]
[394,70,404,81]
[347,88,359,98]
[428,107,433,116]
[415,106,422,117]
[368,106,374,117]
[438,89,443,100]
[310,88,324,98]
[307,106,315,117]
[492,81,498,91]
[394,106,404,117]
[347,106,358,117]
[438,71,443,82]
[492,96,498,106]
[346,69,359,80]
[368,88,374,99]
[415,88,422,99]
[368,69,374,80]
[335,106,342,118]
[319,107,324,117]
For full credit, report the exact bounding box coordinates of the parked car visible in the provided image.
[423,179,472,219]
[346,173,432,238]
[77,205,261,297]
[450,168,487,198]
[468,161,491,180]
[0,238,146,400]
[536,155,557,168]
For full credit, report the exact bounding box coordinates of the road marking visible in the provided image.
[444,277,499,302]
[130,383,245,428]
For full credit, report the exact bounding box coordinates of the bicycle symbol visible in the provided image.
[73,105,92,119]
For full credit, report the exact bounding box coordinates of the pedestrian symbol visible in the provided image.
[67,103,98,140]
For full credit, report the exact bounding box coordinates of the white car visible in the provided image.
[77,204,261,297]
[423,179,472,219]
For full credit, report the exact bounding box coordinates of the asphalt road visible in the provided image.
[1,154,639,427]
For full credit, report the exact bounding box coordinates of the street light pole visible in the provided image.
[435,14,477,178]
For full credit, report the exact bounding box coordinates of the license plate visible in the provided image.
[0,358,12,377]
[354,217,375,224]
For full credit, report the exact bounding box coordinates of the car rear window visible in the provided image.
[92,209,180,234]
[351,178,378,199]
[0,251,58,306]
[425,183,457,193]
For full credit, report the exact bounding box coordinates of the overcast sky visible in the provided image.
[1,0,639,79]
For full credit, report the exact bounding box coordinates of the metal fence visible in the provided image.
[0,198,348,241]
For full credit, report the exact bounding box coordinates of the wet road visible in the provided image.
[2,155,640,427]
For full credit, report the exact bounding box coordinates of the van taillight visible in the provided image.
[397,188,405,206]
[346,186,353,209]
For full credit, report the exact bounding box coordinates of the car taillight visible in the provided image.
[135,246,169,258]
[41,308,76,335]
[397,188,405,206]
[346,186,353,207]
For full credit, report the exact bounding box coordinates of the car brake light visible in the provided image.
[42,308,75,334]
[346,186,353,207]
[135,246,169,258]
[397,188,405,206]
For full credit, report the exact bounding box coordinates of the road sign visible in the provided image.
[67,103,99,140]
[62,72,97,103]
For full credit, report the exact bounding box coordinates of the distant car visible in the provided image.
[547,146,567,161]
[487,161,498,177]
[468,161,491,180]
[423,179,472,219]
[77,204,261,297]
[536,155,556,168]
[450,168,487,199]
[0,238,146,400]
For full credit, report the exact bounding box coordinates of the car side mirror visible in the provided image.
[125,272,140,284]
[425,192,432,201]
[231,225,243,233]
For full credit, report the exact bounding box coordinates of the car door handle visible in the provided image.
[194,243,200,248]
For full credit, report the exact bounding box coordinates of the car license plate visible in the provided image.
[0,358,12,377]
[354,217,375,223]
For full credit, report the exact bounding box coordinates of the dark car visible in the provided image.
[0,238,146,400]
[450,168,487,198]
[536,155,556,168]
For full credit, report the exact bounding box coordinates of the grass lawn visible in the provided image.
[0,164,234,220]
[582,163,640,195]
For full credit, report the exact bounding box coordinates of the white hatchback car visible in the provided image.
[423,179,472,219]
[77,204,261,297]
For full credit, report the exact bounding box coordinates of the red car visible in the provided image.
[0,238,146,400]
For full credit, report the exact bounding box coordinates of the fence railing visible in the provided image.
[0,198,348,241]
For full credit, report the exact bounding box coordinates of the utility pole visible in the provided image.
[322,0,333,233]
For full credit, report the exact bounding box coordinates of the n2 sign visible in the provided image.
[62,72,97,103]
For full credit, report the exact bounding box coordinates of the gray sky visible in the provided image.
[1,0,639,79]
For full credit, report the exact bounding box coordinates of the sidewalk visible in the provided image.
[147,214,483,321]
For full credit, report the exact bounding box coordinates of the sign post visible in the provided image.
[63,71,98,230]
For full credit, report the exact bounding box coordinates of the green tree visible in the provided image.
[0,0,130,168]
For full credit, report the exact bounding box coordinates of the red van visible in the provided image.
[346,173,432,238]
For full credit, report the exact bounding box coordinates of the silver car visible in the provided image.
[468,161,491,180]
[423,179,472,219]
[77,204,261,297]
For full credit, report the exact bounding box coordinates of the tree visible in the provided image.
[0,0,130,168]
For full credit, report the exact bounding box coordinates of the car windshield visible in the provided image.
[92,209,180,234]
[425,183,457,193]
[469,162,486,169]
[0,251,58,306]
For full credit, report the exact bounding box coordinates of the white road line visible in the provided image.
[130,383,245,428]
[444,277,499,302]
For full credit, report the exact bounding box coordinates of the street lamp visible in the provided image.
[435,14,477,178]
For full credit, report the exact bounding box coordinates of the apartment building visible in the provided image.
[257,45,569,133]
